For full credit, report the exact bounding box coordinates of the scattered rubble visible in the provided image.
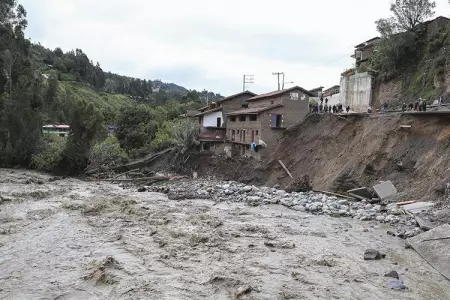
[143,180,421,234]
[386,279,406,290]
[385,271,400,280]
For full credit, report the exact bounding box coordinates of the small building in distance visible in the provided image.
[351,37,380,71]
[193,91,256,152]
[308,86,324,97]
[226,86,313,158]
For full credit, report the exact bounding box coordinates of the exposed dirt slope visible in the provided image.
[266,113,450,203]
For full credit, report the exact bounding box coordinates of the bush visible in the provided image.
[172,119,201,153]
[89,136,128,168]
[151,121,175,151]
[31,135,67,172]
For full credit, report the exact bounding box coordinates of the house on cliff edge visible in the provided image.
[193,91,256,152]
[225,86,313,159]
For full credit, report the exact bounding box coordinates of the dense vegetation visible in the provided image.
[369,0,449,101]
[0,0,212,174]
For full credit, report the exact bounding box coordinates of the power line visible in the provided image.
[306,54,350,71]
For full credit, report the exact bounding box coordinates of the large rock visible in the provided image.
[364,249,385,260]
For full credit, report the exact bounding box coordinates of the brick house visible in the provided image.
[193,91,256,152]
[225,86,313,158]
[351,37,381,70]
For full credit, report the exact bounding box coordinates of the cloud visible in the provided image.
[20,0,450,95]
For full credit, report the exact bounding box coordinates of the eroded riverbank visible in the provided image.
[0,169,449,300]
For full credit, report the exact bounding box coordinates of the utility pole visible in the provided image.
[272,72,284,90]
[243,74,254,92]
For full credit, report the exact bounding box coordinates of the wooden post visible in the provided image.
[279,160,294,179]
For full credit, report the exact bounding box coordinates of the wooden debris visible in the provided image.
[397,200,416,206]
[279,160,294,179]
[399,125,412,129]
[112,168,139,179]
[314,190,357,200]
[348,193,369,201]
[92,176,176,182]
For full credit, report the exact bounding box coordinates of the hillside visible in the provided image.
[264,113,450,204]
[370,19,450,106]
[30,43,224,110]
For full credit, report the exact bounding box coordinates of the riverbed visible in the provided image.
[0,169,449,300]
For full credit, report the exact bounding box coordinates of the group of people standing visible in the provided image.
[401,99,427,112]
[310,95,351,114]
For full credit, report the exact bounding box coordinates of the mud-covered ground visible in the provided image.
[1,169,449,300]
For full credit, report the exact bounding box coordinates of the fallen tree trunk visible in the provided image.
[91,175,188,183]
[85,148,174,175]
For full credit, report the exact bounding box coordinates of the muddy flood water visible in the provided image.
[0,169,449,300]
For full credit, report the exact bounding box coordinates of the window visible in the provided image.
[230,116,236,122]
[243,130,246,142]
[239,115,246,122]
[271,114,283,128]
[271,100,274,105]
[249,115,257,121]
[242,103,248,108]
[290,92,299,100]
[256,130,259,136]
[231,130,236,141]
[217,117,222,128]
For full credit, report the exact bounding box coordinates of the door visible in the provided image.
[217,117,221,128]
[251,130,255,142]
[243,130,246,142]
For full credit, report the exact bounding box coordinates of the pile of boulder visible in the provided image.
[145,180,421,230]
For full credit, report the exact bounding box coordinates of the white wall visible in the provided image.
[203,111,224,127]
[339,72,373,112]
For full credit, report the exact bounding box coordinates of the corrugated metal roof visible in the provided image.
[225,104,283,116]
[246,86,314,101]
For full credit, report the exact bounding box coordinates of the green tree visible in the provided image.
[61,99,104,174]
[376,0,436,36]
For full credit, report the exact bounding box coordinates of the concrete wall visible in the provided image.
[202,111,223,127]
[339,72,373,112]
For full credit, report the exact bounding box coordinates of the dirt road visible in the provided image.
[0,169,449,300]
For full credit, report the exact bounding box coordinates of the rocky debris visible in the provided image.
[286,175,312,193]
[384,271,399,280]
[233,285,252,299]
[85,256,122,285]
[363,249,385,260]
[137,187,147,192]
[386,279,406,290]
[140,180,420,233]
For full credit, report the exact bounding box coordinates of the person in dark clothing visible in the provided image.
[408,103,414,111]
[332,105,337,114]
[419,102,423,111]
[414,101,419,111]
[314,103,319,113]
[320,94,324,103]
[338,103,343,113]
[325,98,329,105]
[319,102,323,113]
[346,106,350,113]
[422,101,427,112]
[402,103,407,111]
[324,104,329,113]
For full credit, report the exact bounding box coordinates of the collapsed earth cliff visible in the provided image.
[265,113,450,204]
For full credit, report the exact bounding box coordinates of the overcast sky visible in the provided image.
[21,0,450,96]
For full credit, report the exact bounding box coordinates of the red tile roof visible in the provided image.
[225,104,283,116]
[246,86,314,101]
[198,129,226,141]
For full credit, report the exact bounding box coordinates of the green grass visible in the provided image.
[59,81,135,122]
